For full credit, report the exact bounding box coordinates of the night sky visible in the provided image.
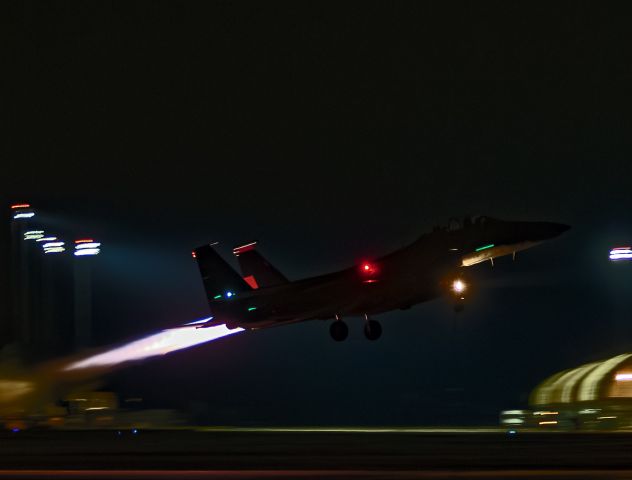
[3,2,632,424]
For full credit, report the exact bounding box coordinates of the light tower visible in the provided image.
[73,239,101,349]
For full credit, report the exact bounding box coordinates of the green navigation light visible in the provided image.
[213,294,222,300]
[247,307,257,311]
[475,244,495,252]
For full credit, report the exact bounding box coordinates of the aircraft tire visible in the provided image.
[330,321,348,341]
[364,320,382,341]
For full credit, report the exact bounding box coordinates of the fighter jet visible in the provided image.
[193,216,569,341]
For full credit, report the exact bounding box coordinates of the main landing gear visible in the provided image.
[329,315,382,341]
[330,317,349,342]
[364,315,382,341]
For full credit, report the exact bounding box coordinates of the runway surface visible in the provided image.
[2,470,632,479]
[2,428,632,479]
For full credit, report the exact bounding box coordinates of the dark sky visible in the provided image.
[3,2,632,424]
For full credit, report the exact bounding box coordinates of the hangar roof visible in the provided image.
[531,353,632,405]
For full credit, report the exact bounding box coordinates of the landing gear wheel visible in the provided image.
[364,320,382,341]
[330,321,349,341]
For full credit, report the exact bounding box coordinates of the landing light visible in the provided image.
[451,279,466,294]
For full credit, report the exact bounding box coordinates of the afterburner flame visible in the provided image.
[64,323,244,371]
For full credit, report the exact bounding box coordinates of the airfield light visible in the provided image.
[452,279,466,294]
[247,306,257,311]
[610,247,632,261]
[43,246,66,254]
[74,240,101,257]
[10,204,31,209]
[24,230,45,241]
[213,294,222,300]
[13,212,35,220]
[74,248,100,257]
[475,244,495,252]
[75,242,101,249]
[36,237,57,243]
[225,291,234,298]
[42,242,65,248]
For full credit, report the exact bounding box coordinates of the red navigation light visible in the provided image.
[360,262,378,276]
[191,251,197,259]
[10,204,30,209]
[75,239,94,244]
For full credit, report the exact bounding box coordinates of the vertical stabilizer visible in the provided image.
[233,242,289,289]
[194,243,252,307]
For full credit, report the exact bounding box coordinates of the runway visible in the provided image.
[1,470,632,479]
[2,428,632,478]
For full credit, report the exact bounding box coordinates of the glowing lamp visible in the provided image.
[24,231,45,240]
[451,279,466,294]
[10,203,31,209]
[225,291,234,298]
[360,262,377,276]
[610,247,632,261]
[42,241,65,248]
[44,246,66,254]
[74,248,100,256]
[13,212,35,219]
[75,242,101,249]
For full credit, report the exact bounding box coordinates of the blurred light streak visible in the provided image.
[44,247,66,254]
[13,212,35,219]
[610,247,632,261]
[63,323,244,371]
[42,242,65,248]
[74,248,100,256]
[615,373,632,382]
[24,233,44,240]
[75,242,101,249]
